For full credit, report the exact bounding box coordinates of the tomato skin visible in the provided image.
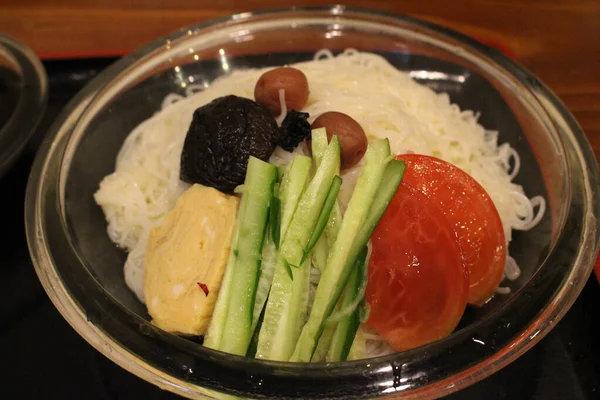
[366,183,469,352]
[396,154,507,306]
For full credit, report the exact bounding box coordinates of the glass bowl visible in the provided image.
[25,6,600,399]
[0,33,47,178]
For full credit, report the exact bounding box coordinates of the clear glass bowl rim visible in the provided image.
[0,33,47,177]
[25,5,600,399]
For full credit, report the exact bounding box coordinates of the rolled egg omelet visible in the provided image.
[144,184,239,335]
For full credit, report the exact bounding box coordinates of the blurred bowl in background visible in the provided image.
[0,34,47,178]
[25,6,600,399]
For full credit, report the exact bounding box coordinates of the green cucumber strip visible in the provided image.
[326,245,370,324]
[256,254,311,360]
[247,303,266,358]
[310,126,342,247]
[311,127,328,167]
[250,182,281,332]
[269,196,281,248]
[326,246,368,362]
[325,203,342,247]
[311,279,343,363]
[310,318,337,362]
[282,258,293,280]
[204,183,245,350]
[251,236,278,332]
[312,235,328,272]
[354,160,406,252]
[279,155,312,241]
[279,136,341,268]
[290,139,395,362]
[212,157,277,356]
[301,175,342,264]
[256,138,340,361]
[346,326,367,361]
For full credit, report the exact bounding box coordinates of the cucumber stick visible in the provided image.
[256,137,341,361]
[251,182,281,333]
[312,235,328,272]
[279,155,312,240]
[353,159,406,251]
[309,128,338,272]
[204,168,247,350]
[311,127,342,247]
[326,246,368,362]
[302,175,342,263]
[251,236,277,333]
[204,157,277,355]
[279,137,341,268]
[323,161,406,358]
[313,248,366,362]
[347,326,367,361]
[290,139,402,362]
[203,214,240,349]
[311,128,328,167]
[310,315,337,362]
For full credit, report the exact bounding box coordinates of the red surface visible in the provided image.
[366,182,468,352]
[396,154,506,306]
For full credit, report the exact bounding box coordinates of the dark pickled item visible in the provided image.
[311,112,368,170]
[254,67,309,115]
[180,95,278,193]
[275,110,311,151]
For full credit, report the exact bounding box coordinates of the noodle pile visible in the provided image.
[94,50,545,344]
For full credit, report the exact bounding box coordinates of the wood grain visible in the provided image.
[1,0,599,161]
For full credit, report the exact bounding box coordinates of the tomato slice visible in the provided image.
[366,183,469,352]
[396,154,507,306]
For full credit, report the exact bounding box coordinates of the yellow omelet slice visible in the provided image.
[144,184,239,335]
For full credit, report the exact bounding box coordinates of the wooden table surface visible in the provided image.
[1,0,599,162]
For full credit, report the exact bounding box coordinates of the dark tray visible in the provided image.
[1,58,599,400]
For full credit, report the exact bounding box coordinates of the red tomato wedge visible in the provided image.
[366,183,469,352]
[396,154,507,306]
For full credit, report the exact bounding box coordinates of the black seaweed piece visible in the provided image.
[180,95,278,193]
[275,110,311,152]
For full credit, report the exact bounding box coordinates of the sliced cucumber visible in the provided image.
[302,175,342,264]
[347,325,367,361]
[205,157,277,356]
[325,203,343,247]
[310,126,342,247]
[247,303,266,358]
[326,246,368,362]
[252,181,281,332]
[279,137,341,268]
[252,236,277,333]
[203,220,239,350]
[204,178,245,350]
[310,319,337,362]
[312,235,328,272]
[354,160,406,251]
[279,155,312,241]
[310,127,328,167]
[269,196,281,248]
[290,139,404,362]
[256,138,341,361]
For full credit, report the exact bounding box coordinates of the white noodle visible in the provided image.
[504,255,521,281]
[496,286,511,295]
[185,83,206,97]
[276,88,287,126]
[160,93,185,109]
[95,50,547,355]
